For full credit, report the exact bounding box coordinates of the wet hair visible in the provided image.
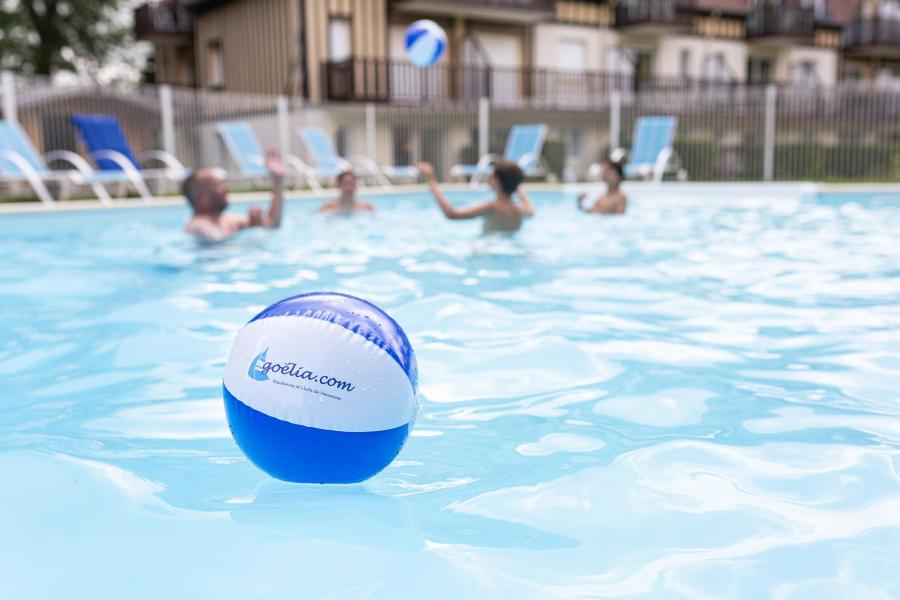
[492,160,524,195]
[181,170,199,207]
[337,170,355,184]
[605,158,624,181]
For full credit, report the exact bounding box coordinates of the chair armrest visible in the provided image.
[475,153,501,170]
[283,154,323,192]
[44,150,97,182]
[346,154,391,188]
[139,150,186,173]
[517,151,540,171]
[91,150,139,171]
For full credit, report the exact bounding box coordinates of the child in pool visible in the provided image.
[318,171,375,213]
[418,160,534,233]
[577,158,627,215]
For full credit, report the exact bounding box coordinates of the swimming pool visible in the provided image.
[1,188,899,598]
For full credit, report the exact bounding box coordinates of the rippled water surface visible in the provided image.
[2,190,899,599]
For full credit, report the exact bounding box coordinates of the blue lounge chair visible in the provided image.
[216,121,320,191]
[297,127,411,188]
[71,113,187,193]
[609,116,683,182]
[0,119,143,204]
[451,123,548,185]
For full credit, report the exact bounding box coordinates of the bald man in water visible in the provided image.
[183,151,285,241]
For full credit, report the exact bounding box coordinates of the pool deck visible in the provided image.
[1,181,898,215]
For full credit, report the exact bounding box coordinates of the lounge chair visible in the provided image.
[0,119,145,204]
[71,113,187,194]
[450,123,548,186]
[297,127,414,188]
[215,121,321,191]
[592,116,684,182]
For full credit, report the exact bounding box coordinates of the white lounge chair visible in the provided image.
[0,119,147,204]
[451,123,548,186]
[298,127,417,188]
[216,121,321,191]
[71,113,187,194]
[590,116,685,182]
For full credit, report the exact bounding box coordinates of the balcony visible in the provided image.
[322,58,740,108]
[844,18,900,58]
[615,0,695,32]
[388,0,554,23]
[134,1,193,43]
[746,4,816,41]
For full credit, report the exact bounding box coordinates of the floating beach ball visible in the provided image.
[223,292,418,484]
[405,20,447,67]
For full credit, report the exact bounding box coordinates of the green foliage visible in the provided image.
[674,140,900,182]
[0,0,131,76]
[541,137,565,179]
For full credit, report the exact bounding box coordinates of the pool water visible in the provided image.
[1,190,899,598]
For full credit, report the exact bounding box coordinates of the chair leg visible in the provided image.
[88,181,113,204]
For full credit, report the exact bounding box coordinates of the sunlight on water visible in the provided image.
[1,190,899,599]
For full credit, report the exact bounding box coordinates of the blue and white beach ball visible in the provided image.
[404,20,447,68]
[223,292,418,483]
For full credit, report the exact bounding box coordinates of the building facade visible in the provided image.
[135,0,900,99]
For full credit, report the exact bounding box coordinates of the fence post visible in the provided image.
[365,102,376,161]
[159,85,175,159]
[478,96,489,159]
[763,84,777,182]
[610,89,621,150]
[276,95,290,160]
[2,71,16,123]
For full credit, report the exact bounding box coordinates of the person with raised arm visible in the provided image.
[183,151,285,241]
[418,160,534,233]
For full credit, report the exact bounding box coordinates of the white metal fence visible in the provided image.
[1,72,899,200]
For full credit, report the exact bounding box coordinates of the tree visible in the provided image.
[0,0,136,78]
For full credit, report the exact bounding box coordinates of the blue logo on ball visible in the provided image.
[248,349,270,381]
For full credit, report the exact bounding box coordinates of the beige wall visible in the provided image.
[194,0,298,95]
[656,36,748,81]
[305,0,388,101]
[532,23,620,72]
[772,46,839,87]
[154,44,195,87]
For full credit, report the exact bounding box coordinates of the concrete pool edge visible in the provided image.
[1,181,899,215]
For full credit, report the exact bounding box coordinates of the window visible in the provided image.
[558,39,587,73]
[206,40,224,89]
[748,57,772,85]
[702,53,732,82]
[679,49,691,78]
[790,60,820,88]
[328,17,352,63]
[841,63,863,83]
[604,47,634,75]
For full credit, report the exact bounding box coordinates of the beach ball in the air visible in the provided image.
[223,292,418,483]
[405,20,447,67]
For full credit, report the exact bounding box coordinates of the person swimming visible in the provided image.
[183,151,285,241]
[418,160,534,233]
[577,158,627,215]
[317,171,375,214]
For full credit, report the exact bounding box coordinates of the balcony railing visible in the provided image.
[615,0,694,28]
[134,1,193,41]
[747,4,816,39]
[388,0,554,11]
[844,18,900,50]
[322,59,743,108]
